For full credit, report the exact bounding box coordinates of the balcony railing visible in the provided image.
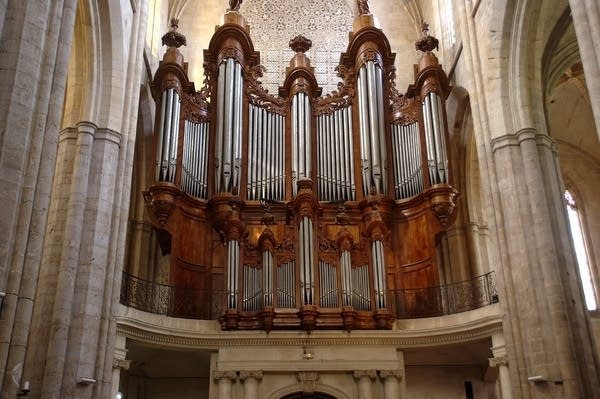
[120,271,498,321]
[391,271,498,318]
[119,272,227,319]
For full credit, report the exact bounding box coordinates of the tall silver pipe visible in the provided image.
[222,58,235,191]
[233,62,243,191]
[347,105,356,199]
[358,67,371,196]
[423,94,437,184]
[375,65,387,194]
[247,105,254,198]
[155,91,167,180]
[333,110,341,199]
[169,92,180,182]
[160,89,173,181]
[298,93,305,178]
[372,240,386,309]
[215,62,226,192]
[291,95,298,195]
[366,61,381,193]
[304,93,311,179]
[202,122,209,197]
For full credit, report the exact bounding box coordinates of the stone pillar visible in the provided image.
[354,370,376,399]
[489,334,512,399]
[110,335,129,399]
[239,371,262,399]
[213,371,236,399]
[0,1,78,396]
[380,369,403,399]
[569,0,600,139]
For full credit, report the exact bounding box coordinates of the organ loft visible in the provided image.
[136,0,484,332]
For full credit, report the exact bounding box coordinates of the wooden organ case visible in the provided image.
[144,6,458,331]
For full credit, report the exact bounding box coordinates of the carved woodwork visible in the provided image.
[143,8,458,331]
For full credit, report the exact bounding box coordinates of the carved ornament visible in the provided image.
[415,23,439,53]
[289,35,312,53]
[162,19,187,48]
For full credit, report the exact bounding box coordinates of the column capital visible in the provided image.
[379,369,403,381]
[239,370,263,381]
[213,370,238,381]
[489,356,508,368]
[112,358,131,371]
[353,369,377,381]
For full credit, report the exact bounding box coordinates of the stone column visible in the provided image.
[110,335,129,399]
[380,369,403,399]
[0,1,78,396]
[489,334,512,399]
[569,0,600,139]
[354,370,376,399]
[239,371,262,399]
[213,371,237,399]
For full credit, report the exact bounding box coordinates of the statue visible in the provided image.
[228,0,243,12]
[357,0,370,15]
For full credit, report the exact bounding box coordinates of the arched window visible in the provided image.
[565,190,597,311]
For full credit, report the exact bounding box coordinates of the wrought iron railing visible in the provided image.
[391,271,498,318]
[120,271,498,320]
[120,272,227,319]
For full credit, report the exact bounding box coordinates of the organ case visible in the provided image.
[143,8,458,330]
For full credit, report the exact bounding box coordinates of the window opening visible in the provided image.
[565,190,597,310]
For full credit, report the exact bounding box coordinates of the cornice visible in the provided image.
[116,304,503,349]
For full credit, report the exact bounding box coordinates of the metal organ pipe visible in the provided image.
[357,61,387,196]
[227,240,240,309]
[391,122,422,199]
[316,105,355,201]
[246,103,285,201]
[215,58,243,193]
[341,250,352,306]
[277,261,295,308]
[263,250,273,307]
[298,216,315,305]
[291,92,311,196]
[372,240,386,309]
[155,88,180,183]
[182,120,209,198]
[422,92,448,185]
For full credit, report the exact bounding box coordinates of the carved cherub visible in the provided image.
[229,0,243,12]
[357,0,370,15]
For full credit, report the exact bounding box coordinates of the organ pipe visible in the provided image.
[227,240,240,309]
[357,61,388,196]
[317,106,355,201]
[155,88,180,183]
[423,93,448,185]
[215,58,243,193]
[299,216,315,305]
[372,240,386,309]
[391,122,423,199]
[182,120,209,198]
[291,92,311,196]
[247,104,285,200]
[263,250,274,307]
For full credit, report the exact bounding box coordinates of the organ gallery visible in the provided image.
[136,3,490,332]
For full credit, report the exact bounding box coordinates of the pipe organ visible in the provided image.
[144,8,458,331]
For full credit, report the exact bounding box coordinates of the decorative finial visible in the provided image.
[161,18,187,48]
[289,35,312,53]
[228,0,243,12]
[415,22,439,53]
[357,0,370,15]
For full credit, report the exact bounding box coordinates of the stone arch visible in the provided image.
[62,0,131,128]
[267,382,351,399]
[281,393,338,399]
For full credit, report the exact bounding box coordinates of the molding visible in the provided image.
[116,304,503,349]
[491,128,558,154]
